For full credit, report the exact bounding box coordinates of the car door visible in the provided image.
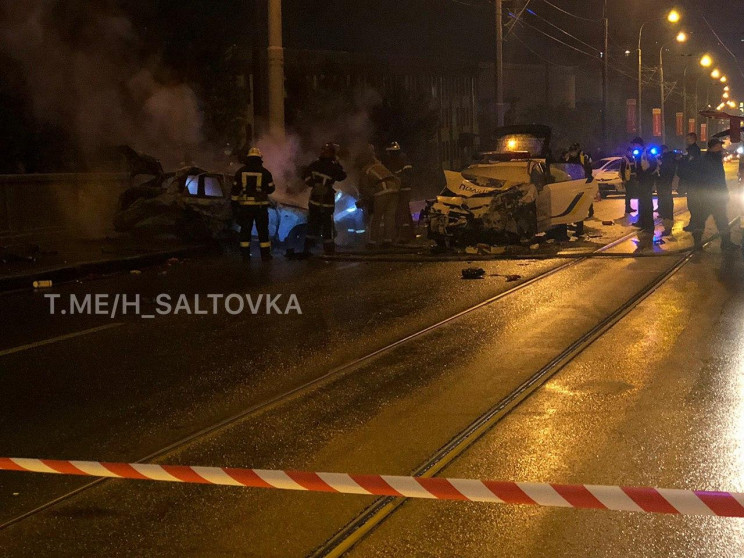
[537,163,597,230]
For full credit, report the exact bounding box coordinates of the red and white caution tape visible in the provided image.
[2,457,744,517]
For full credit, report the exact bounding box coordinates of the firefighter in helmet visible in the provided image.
[231,147,276,261]
[359,148,400,247]
[385,141,415,243]
[302,142,347,255]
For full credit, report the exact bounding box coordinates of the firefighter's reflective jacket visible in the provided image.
[360,161,401,198]
[387,155,414,192]
[302,158,347,209]
[231,158,275,206]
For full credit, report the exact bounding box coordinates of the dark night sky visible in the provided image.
[119,1,743,92]
[280,0,744,92]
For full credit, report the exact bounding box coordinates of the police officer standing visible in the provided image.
[384,142,415,243]
[303,143,347,255]
[657,145,677,236]
[562,143,593,178]
[231,147,275,262]
[631,138,658,234]
[695,138,736,251]
[562,142,594,234]
[620,138,644,215]
[678,132,703,232]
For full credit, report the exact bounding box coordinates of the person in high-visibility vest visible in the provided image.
[384,142,415,243]
[231,147,275,262]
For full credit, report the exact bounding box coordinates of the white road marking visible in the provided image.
[0,323,124,358]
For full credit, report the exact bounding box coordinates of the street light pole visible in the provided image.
[267,0,285,139]
[660,43,666,143]
[682,65,687,128]
[602,16,609,146]
[659,33,687,144]
[637,11,680,139]
[637,22,647,137]
[495,0,505,127]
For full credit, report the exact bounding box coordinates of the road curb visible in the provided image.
[0,243,214,293]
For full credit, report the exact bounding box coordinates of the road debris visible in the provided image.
[461,267,486,279]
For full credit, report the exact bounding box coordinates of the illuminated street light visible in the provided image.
[700,54,713,67]
[637,9,682,136]
[712,69,721,79]
[727,100,737,109]
[676,31,687,43]
[718,103,726,110]
[724,86,730,91]
[721,76,728,83]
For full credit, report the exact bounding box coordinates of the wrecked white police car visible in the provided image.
[426,126,597,247]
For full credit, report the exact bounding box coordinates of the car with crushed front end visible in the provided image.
[425,125,598,247]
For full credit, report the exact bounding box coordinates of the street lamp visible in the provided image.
[637,9,681,137]
[686,56,716,136]
[712,69,721,79]
[721,76,728,83]
[659,30,687,143]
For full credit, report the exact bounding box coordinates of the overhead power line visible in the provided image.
[525,7,601,53]
[538,0,603,23]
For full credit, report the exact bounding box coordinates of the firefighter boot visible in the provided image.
[240,242,251,263]
[260,246,273,261]
[303,238,315,256]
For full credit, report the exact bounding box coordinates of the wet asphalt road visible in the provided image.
[1,190,744,556]
[350,244,744,558]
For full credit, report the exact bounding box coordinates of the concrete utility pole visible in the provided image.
[267,0,285,139]
[602,16,609,146]
[495,0,505,127]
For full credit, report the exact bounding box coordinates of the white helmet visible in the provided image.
[247,147,263,158]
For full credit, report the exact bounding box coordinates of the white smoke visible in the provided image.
[0,1,204,167]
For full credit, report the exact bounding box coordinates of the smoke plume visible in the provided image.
[0,1,203,167]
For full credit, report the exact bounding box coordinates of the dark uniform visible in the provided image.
[385,144,415,243]
[619,151,637,214]
[303,147,347,255]
[634,148,658,233]
[694,139,733,250]
[231,154,275,261]
[657,146,677,234]
[678,138,703,232]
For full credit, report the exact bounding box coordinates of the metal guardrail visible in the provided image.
[0,173,130,236]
